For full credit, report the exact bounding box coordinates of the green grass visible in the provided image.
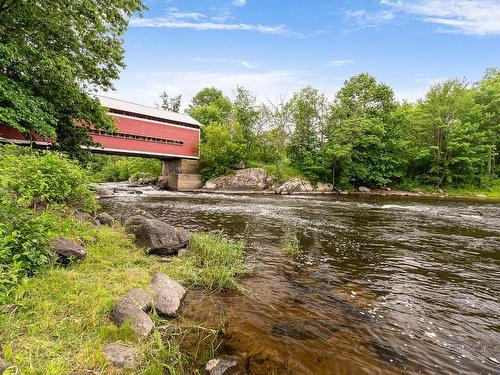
[394,179,500,197]
[0,220,232,374]
[246,159,304,182]
[163,232,246,291]
[281,231,300,257]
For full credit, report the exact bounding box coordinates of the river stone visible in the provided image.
[96,188,114,198]
[102,342,136,368]
[476,194,487,198]
[127,217,190,255]
[205,357,238,375]
[74,211,94,223]
[275,178,313,195]
[53,237,86,264]
[96,212,114,226]
[203,168,270,190]
[150,272,185,317]
[158,176,169,190]
[111,288,154,337]
[358,186,371,193]
[316,182,334,192]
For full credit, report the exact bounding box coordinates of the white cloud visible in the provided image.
[328,59,354,67]
[345,9,395,27]
[129,18,287,34]
[232,0,246,6]
[380,0,500,35]
[191,57,256,69]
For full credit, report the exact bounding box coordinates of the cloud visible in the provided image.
[345,9,395,28]
[328,59,354,67]
[129,18,287,34]
[380,0,500,35]
[191,57,256,69]
[232,0,246,6]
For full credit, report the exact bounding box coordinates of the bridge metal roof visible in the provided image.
[96,95,201,127]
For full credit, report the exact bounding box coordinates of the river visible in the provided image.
[100,183,500,375]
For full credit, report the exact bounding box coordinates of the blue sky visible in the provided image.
[106,0,500,107]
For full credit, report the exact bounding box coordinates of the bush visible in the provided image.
[0,145,98,212]
[91,155,162,182]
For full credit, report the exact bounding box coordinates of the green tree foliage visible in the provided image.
[199,122,246,180]
[231,85,259,156]
[158,91,182,112]
[286,87,328,182]
[0,0,145,160]
[187,87,232,131]
[325,74,405,187]
[90,155,162,182]
[408,79,489,186]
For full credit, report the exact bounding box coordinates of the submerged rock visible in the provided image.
[275,178,313,195]
[205,356,238,375]
[111,288,154,338]
[52,237,86,264]
[102,342,137,368]
[126,216,190,255]
[150,272,186,317]
[95,188,114,198]
[203,168,271,190]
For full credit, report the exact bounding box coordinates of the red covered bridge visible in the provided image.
[0,95,203,190]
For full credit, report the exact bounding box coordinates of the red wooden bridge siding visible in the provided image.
[0,95,201,160]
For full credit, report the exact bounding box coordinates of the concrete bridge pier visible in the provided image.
[160,159,203,191]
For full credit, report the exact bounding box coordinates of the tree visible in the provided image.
[0,0,145,160]
[326,74,404,187]
[199,122,246,180]
[409,79,489,186]
[187,87,232,127]
[286,87,328,181]
[231,86,259,157]
[158,91,182,112]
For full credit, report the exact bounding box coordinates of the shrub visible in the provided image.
[0,145,98,212]
[91,155,162,182]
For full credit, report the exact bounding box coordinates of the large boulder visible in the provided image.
[275,178,313,195]
[203,168,271,190]
[52,238,86,264]
[125,216,190,255]
[150,272,186,317]
[111,288,154,338]
[102,342,137,368]
[205,357,239,375]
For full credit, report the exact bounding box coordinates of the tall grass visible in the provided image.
[163,232,246,291]
[281,231,300,256]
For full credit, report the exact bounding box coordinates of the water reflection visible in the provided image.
[101,184,500,374]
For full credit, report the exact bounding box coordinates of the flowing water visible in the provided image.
[100,183,500,375]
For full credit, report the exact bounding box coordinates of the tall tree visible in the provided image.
[0,0,145,160]
[409,79,488,186]
[231,86,259,157]
[326,73,403,187]
[186,87,232,127]
[286,86,328,181]
[158,91,182,112]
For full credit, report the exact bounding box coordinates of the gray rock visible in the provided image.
[358,186,371,193]
[316,182,334,192]
[475,194,487,198]
[102,342,136,368]
[232,161,246,170]
[96,212,114,226]
[96,188,114,198]
[275,178,313,195]
[111,288,154,337]
[157,176,169,190]
[74,212,94,223]
[0,358,8,373]
[53,237,86,264]
[205,357,238,375]
[150,272,186,317]
[127,217,190,256]
[203,168,270,190]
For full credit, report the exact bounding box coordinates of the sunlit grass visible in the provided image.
[281,231,300,257]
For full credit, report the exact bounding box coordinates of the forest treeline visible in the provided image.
[163,69,499,189]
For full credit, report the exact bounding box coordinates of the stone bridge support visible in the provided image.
[160,159,202,191]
